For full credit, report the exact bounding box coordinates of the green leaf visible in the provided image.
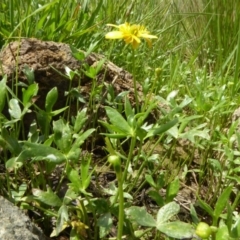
[72,128,95,149]
[213,185,232,225]
[197,197,214,217]
[180,123,210,143]
[124,97,134,119]
[65,66,76,81]
[190,204,200,224]
[74,108,88,133]
[145,118,178,139]
[145,174,157,188]
[156,202,180,225]
[1,128,22,155]
[166,178,179,203]
[157,221,195,239]
[148,190,164,207]
[105,106,134,136]
[67,167,82,192]
[70,45,85,61]
[66,147,81,162]
[52,205,69,237]
[81,155,93,190]
[51,106,69,116]
[22,142,66,163]
[53,119,72,154]
[5,157,23,170]
[97,212,113,238]
[63,189,78,205]
[125,206,156,227]
[32,188,62,207]
[99,120,130,138]
[22,83,39,107]
[36,110,51,137]
[9,98,21,119]
[45,87,58,113]
[231,217,240,238]
[0,75,7,113]
[22,65,35,84]
[215,224,229,240]
[226,203,233,234]
[11,183,28,202]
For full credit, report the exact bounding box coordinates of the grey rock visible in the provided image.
[0,196,47,240]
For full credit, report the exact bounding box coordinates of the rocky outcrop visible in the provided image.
[0,196,47,240]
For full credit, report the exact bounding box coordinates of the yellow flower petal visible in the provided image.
[105,31,124,39]
[140,33,158,39]
[105,22,157,49]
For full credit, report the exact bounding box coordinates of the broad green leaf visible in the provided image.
[63,189,78,205]
[67,147,81,162]
[0,75,7,113]
[145,174,157,188]
[58,205,68,227]
[32,188,62,207]
[157,221,195,239]
[45,87,58,113]
[65,66,76,80]
[9,98,21,119]
[99,120,130,138]
[70,45,85,61]
[22,65,35,84]
[11,183,28,202]
[66,167,84,194]
[156,202,180,225]
[105,106,133,136]
[74,108,87,133]
[231,217,240,238]
[53,119,72,154]
[22,83,39,105]
[215,224,229,240]
[5,157,23,170]
[22,142,66,163]
[97,212,113,238]
[178,115,203,133]
[51,205,69,237]
[179,95,193,108]
[36,110,51,137]
[213,185,232,225]
[166,178,179,203]
[145,118,178,139]
[180,123,210,143]
[72,128,95,148]
[125,206,156,227]
[1,128,22,155]
[81,155,93,190]
[124,97,134,119]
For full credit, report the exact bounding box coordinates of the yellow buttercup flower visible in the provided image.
[105,22,158,49]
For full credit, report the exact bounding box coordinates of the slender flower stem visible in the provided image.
[132,49,140,113]
[122,136,136,183]
[116,169,124,240]
[108,155,124,240]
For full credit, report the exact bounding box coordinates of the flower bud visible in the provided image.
[195,222,212,239]
[108,155,121,174]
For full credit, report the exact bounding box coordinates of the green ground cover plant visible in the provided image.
[0,0,239,239]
